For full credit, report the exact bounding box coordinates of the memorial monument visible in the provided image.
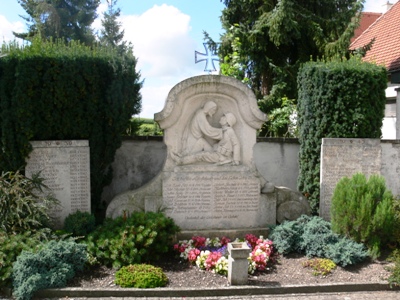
[25,140,91,228]
[106,75,309,237]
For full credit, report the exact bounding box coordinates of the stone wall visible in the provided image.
[101,137,301,206]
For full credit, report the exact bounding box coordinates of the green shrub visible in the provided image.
[0,171,58,233]
[302,258,336,276]
[268,215,311,254]
[331,173,395,259]
[12,239,87,300]
[387,249,400,287]
[85,212,180,269]
[115,264,168,288]
[269,215,368,266]
[0,229,52,287]
[63,210,96,237]
[297,58,387,213]
[0,39,142,216]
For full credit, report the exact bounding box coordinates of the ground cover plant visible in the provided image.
[173,234,277,275]
[269,215,369,267]
[115,264,168,288]
[12,239,87,300]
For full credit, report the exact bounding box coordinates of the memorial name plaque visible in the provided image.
[25,140,91,228]
[320,138,381,220]
[163,170,261,229]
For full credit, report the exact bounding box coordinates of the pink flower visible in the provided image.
[205,252,222,270]
[188,248,200,263]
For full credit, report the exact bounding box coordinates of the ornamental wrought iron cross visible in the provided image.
[195,43,220,72]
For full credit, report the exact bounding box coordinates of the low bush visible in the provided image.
[269,215,368,267]
[0,171,58,233]
[63,210,96,237]
[115,264,168,288]
[85,212,180,269]
[0,229,52,287]
[12,239,87,300]
[387,249,400,287]
[302,258,336,276]
[331,173,395,258]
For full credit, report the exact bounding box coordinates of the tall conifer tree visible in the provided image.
[15,0,100,45]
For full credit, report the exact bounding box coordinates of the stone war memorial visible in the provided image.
[25,140,91,228]
[106,75,310,237]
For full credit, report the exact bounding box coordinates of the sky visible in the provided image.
[0,0,396,118]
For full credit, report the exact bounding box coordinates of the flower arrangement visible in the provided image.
[173,234,276,276]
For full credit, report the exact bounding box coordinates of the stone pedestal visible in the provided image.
[228,242,250,285]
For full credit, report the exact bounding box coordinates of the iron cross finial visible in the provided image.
[195,43,220,73]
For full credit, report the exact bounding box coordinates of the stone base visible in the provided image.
[175,227,270,242]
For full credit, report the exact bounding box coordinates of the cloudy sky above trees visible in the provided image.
[0,0,395,117]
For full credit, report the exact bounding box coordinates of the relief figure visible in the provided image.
[182,101,222,154]
[172,113,241,166]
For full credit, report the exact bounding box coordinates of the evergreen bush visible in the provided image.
[0,39,142,216]
[63,210,96,237]
[0,170,58,233]
[387,249,400,287]
[297,58,387,213]
[269,215,368,266]
[331,173,395,259]
[12,239,87,300]
[85,212,180,269]
[115,264,168,288]
[0,229,51,287]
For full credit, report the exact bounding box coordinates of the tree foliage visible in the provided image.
[15,0,100,45]
[99,0,128,54]
[213,0,364,119]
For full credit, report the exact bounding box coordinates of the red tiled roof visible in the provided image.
[351,12,381,43]
[350,1,400,72]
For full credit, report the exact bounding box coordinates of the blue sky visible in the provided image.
[0,0,395,118]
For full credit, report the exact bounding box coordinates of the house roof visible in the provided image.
[350,12,381,43]
[350,1,400,72]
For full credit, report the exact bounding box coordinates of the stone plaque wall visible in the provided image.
[381,141,400,197]
[163,169,263,230]
[25,140,90,228]
[320,138,381,220]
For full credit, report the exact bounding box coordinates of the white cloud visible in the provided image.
[121,4,196,78]
[0,15,24,44]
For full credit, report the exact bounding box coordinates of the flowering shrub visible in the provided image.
[174,234,276,276]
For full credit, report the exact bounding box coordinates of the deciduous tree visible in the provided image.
[209,0,364,135]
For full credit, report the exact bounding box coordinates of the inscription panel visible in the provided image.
[163,172,261,229]
[25,140,90,228]
[320,138,381,220]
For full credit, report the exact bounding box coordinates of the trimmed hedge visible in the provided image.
[0,39,142,215]
[297,58,387,213]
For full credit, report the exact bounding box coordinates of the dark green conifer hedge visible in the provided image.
[0,39,142,215]
[297,58,387,213]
